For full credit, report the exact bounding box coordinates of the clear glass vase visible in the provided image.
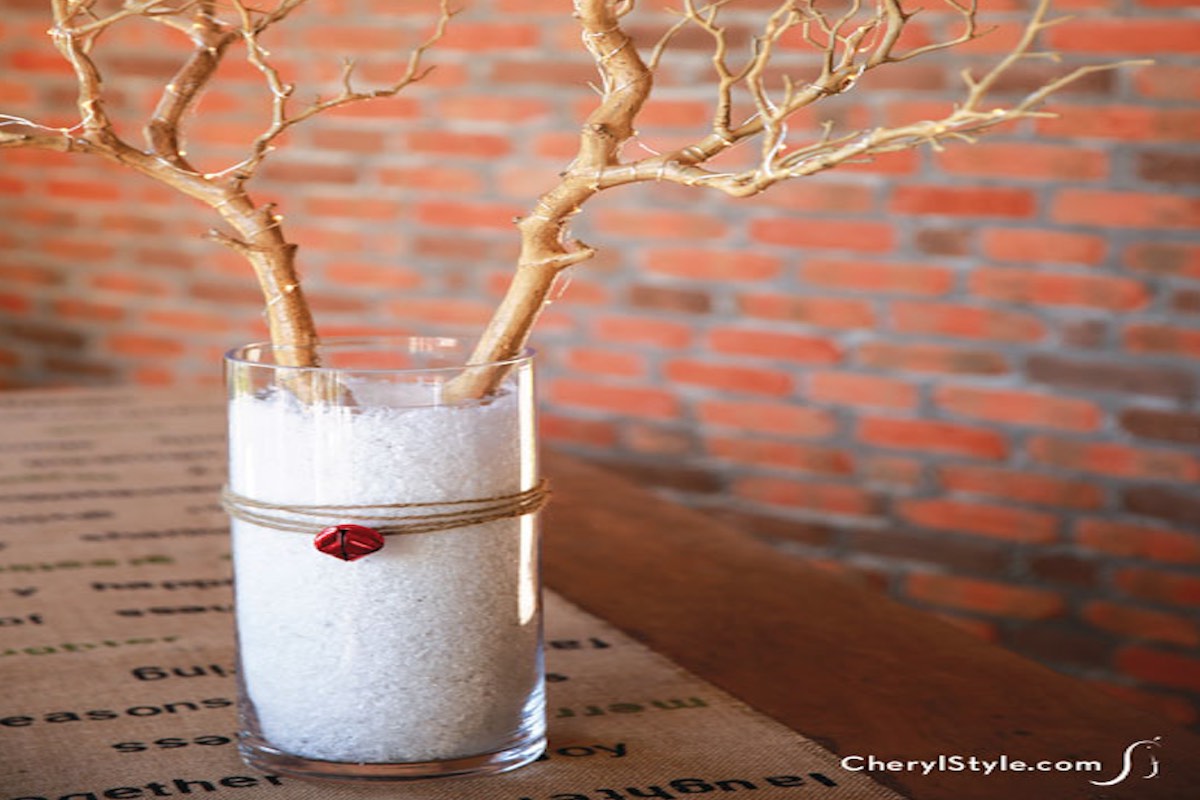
[224,337,545,782]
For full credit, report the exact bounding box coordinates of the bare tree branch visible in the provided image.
[3,0,1143,403]
[230,0,456,187]
[145,1,239,170]
[458,0,1142,400]
[452,0,655,400]
[4,0,457,376]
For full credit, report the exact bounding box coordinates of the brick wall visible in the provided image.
[2,0,1198,726]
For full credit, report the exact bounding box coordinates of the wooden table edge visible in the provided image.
[542,450,1200,800]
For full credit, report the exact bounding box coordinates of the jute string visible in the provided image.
[221,479,550,536]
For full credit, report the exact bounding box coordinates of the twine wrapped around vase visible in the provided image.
[220,479,550,536]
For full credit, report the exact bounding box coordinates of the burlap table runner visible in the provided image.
[0,388,902,800]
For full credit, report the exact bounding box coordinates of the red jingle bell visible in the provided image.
[314,524,385,561]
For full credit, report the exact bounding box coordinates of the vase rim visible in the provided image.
[224,336,534,375]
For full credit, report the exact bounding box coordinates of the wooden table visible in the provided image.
[542,452,1200,800]
[1,387,1197,800]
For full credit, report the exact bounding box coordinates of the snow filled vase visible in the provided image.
[223,337,546,781]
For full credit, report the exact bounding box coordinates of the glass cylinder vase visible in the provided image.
[223,337,545,782]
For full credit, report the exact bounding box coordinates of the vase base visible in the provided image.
[238,734,547,783]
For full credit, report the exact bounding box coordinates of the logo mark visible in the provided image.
[1089,736,1162,787]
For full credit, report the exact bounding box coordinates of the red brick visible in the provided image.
[627,98,712,128]
[1054,189,1200,229]
[188,281,263,306]
[91,273,171,297]
[304,24,409,50]
[1116,568,1200,607]
[407,131,511,158]
[1116,646,1200,693]
[491,59,598,86]
[644,249,781,281]
[1028,436,1200,482]
[664,359,793,396]
[1124,242,1200,279]
[891,186,1036,218]
[799,258,954,296]
[733,476,879,517]
[891,302,1045,343]
[439,22,539,50]
[1026,354,1195,400]
[539,414,619,448]
[548,379,678,419]
[7,49,74,74]
[52,299,125,323]
[416,200,523,230]
[0,292,32,319]
[132,366,177,387]
[629,284,711,314]
[305,196,403,220]
[307,291,370,314]
[379,165,483,193]
[749,219,895,253]
[310,128,386,154]
[106,333,185,359]
[289,225,366,253]
[862,455,925,488]
[970,268,1148,311]
[1135,65,1200,101]
[593,316,692,349]
[937,143,1107,181]
[738,294,875,329]
[707,436,854,475]
[1047,19,1200,53]
[934,385,1103,431]
[1123,324,1200,360]
[1057,317,1111,348]
[858,342,1008,376]
[708,328,841,365]
[47,179,121,202]
[807,372,919,410]
[898,499,1058,543]
[143,309,233,333]
[325,262,423,290]
[624,424,697,457]
[436,95,550,123]
[0,174,25,195]
[981,228,1106,266]
[261,160,358,184]
[905,573,1064,619]
[859,418,1008,460]
[940,466,1104,510]
[596,208,728,240]
[44,238,116,263]
[1079,519,1200,565]
[1120,408,1200,446]
[750,182,875,214]
[697,400,836,438]
[1124,486,1200,530]
[1139,151,1200,185]
[1086,603,1199,648]
[1037,107,1200,142]
[387,297,495,326]
[564,347,646,378]
[1173,289,1200,314]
